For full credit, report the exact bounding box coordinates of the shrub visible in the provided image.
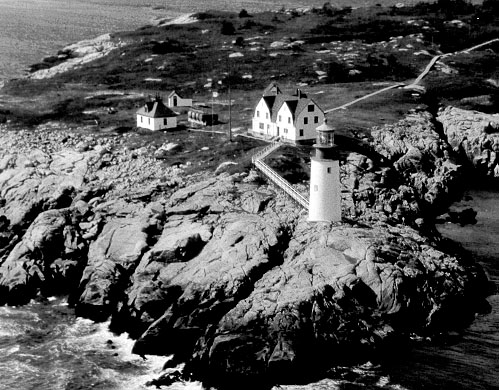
[221,21,236,35]
[238,9,250,18]
[234,37,244,46]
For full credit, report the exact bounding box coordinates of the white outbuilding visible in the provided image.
[136,96,177,131]
[167,90,193,107]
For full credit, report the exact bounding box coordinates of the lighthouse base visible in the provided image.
[308,157,341,222]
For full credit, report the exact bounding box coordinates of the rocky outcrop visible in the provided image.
[176,218,486,387]
[437,106,499,179]
[371,109,462,212]
[0,108,491,388]
[0,149,91,229]
[0,208,85,305]
[76,202,159,320]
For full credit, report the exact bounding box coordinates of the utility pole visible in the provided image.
[228,80,232,142]
[227,54,232,142]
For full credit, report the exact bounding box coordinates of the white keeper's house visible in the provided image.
[251,83,325,143]
[136,96,177,131]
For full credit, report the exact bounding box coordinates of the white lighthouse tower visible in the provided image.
[309,120,341,222]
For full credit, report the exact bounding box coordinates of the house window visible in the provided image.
[267,124,270,130]
[288,117,291,124]
[284,128,288,134]
[259,123,264,130]
[304,117,308,125]
[299,129,304,137]
[148,118,150,125]
[314,116,319,123]
[164,118,167,125]
[140,116,143,123]
[327,167,331,174]
[308,104,314,112]
[266,113,269,119]
[314,185,318,192]
[279,115,282,122]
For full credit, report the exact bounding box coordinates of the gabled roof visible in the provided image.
[136,99,177,118]
[262,95,277,114]
[273,97,323,125]
[271,94,299,122]
[168,90,182,98]
[262,82,281,96]
[256,83,324,126]
[295,97,324,118]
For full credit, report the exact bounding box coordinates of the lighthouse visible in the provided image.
[309,120,341,222]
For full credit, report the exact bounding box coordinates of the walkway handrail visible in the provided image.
[251,140,281,163]
[251,140,309,210]
[255,159,309,209]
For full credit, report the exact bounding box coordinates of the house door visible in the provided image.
[276,127,280,136]
[173,96,178,106]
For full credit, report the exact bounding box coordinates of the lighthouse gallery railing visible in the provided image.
[251,141,309,210]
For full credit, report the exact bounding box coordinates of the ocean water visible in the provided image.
[0,298,203,390]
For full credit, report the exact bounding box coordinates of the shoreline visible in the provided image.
[25,13,200,81]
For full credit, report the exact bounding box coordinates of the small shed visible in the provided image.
[188,108,218,126]
[136,96,177,131]
[168,91,193,107]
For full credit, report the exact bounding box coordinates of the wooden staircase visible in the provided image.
[252,141,309,210]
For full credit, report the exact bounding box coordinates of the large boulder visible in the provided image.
[0,208,85,304]
[438,106,499,178]
[0,149,93,229]
[180,219,488,388]
[371,110,462,213]
[76,202,162,320]
[131,211,293,357]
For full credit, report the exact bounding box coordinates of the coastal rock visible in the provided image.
[437,106,499,179]
[76,202,161,320]
[0,148,93,228]
[180,219,486,387]
[29,34,126,80]
[371,110,462,212]
[130,203,296,357]
[0,208,85,305]
[0,106,491,388]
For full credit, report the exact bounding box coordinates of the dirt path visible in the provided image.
[323,38,499,114]
[324,83,405,113]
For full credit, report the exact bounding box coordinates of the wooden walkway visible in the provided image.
[252,141,309,210]
[324,83,405,113]
[322,37,499,112]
